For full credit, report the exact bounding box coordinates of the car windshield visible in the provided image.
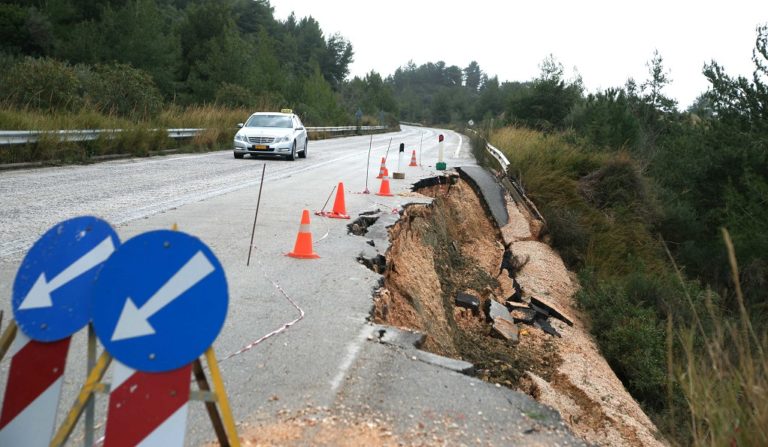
[245,115,293,128]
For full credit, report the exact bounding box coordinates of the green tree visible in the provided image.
[96,0,180,97]
[297,64,348,125]
[642,50,677,113]
[570,88,642,150]
[464,60,483,91]
[0,5,53,56]
[508,55,583,130]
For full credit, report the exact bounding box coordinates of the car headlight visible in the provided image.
[236,134,248,142]
[275,135,290,143]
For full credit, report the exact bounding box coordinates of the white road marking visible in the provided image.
[454,133,463,158]
[329,325,373,392]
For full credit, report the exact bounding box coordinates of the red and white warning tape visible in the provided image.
[222,256,305,362]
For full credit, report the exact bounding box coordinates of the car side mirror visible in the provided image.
[237,123,244,128]
[296,126,304,130]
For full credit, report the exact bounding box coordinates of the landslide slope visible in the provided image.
[373,172,665,447]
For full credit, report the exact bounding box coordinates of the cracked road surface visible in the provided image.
[0,126,583,445]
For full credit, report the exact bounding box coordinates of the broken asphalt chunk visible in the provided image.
[510,308,537,325]
[491,318,519,343]
[529,302,550,318]
[455,292,480,313]
[487,299,514,324]
[372,324,426,349]
[413,350,475,375]
[506,301,531,311]
[508,278,524,302]
[530,296,573,326]
[533,318,561,337]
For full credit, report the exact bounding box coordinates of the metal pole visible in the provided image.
[247,164,267,267]
[319,185,337,214]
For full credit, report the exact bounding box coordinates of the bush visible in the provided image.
[1,57,81,111]
[493,127,662,275]
[577,268,714,415]
[82,63,163,120]
[214,83,255,108]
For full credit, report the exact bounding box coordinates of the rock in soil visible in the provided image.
[455,292,480,313]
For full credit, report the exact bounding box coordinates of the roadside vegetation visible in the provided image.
[476,27,767,446]
[0,0,398,163]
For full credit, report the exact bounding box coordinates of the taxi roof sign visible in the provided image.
[280,108,293,114]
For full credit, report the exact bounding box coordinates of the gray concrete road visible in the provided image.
[0,126,582,445]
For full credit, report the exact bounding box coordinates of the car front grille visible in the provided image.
[248,136,275,144]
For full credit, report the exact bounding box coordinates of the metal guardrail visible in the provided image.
[485,142,510,171]
[307,125,387,132]
[467,128,545,223]
[466,128,510,171]
[0,126,389,146]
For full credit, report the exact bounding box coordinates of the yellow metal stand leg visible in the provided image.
[205,347,241,447]
[0,320,17,362]
[50,352,112,447]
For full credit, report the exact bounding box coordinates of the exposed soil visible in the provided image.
[373,177,561,385]
[371,174,666,447]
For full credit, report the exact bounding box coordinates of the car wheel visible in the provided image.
[286,141,296,161]
[299,140,307,158]
[234,152,244,159]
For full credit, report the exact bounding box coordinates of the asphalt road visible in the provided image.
[0,126,582,445]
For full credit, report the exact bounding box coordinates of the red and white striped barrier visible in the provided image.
[103,361,192,447]
[0,332,71,446]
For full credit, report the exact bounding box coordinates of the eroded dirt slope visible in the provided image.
[372,174,665,447]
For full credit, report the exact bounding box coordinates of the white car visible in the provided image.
[233,111,308,160]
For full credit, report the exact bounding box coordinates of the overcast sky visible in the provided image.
[271,0,768,108]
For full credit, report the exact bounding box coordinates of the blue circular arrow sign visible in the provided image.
[13,216,120,342]
[92,230,228,372]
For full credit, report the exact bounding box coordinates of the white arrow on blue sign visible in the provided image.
[92,230,228,372]
[12,216,120,342]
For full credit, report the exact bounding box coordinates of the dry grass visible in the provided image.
[489,126,663,276]
[673,230,768,446]
[0,104,266,163]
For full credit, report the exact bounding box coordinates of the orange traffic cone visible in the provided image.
[409,150,418,167]
[287,210,320,259]
[376,157,389,179]
[376,176,394,197]
[317,182,350,219]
